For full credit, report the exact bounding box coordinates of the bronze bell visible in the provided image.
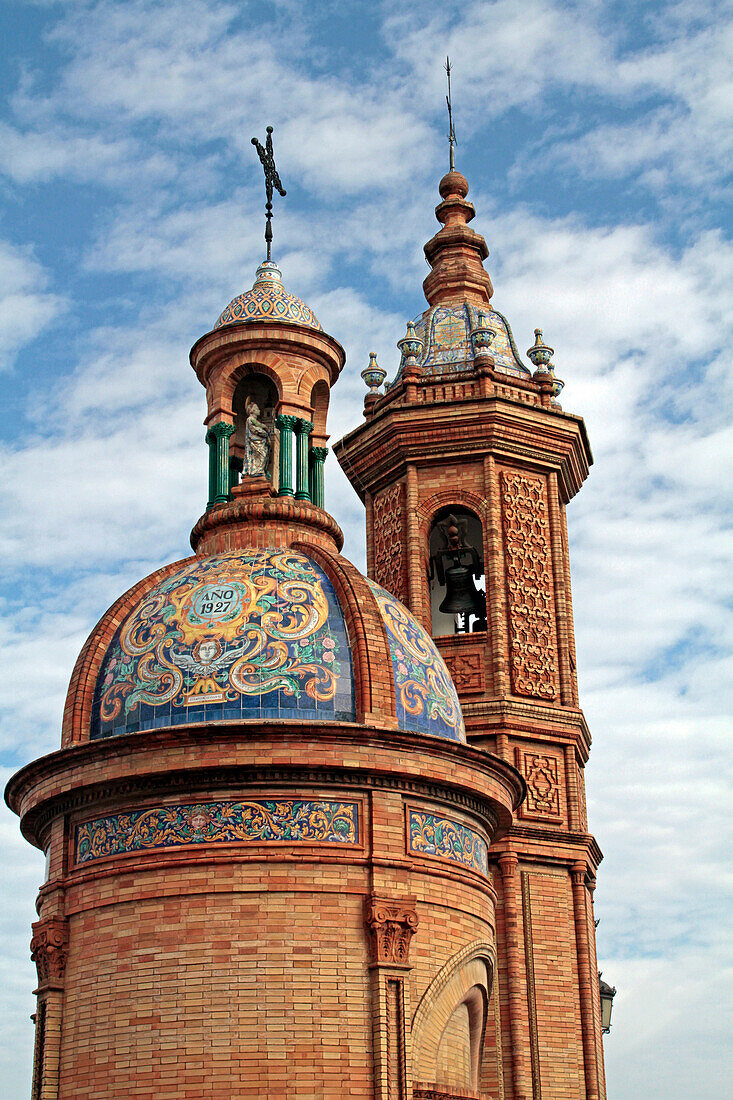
[439,561,485,617]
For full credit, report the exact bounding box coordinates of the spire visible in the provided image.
[423,170,494,307]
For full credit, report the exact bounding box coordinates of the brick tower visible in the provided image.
[334,169,607,1098]
[7,255,531,1098]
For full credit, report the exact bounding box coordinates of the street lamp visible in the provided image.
[598,973,616,1034]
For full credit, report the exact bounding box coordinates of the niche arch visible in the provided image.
[411,941,496,1095]
[230,370,278,486]
[428,505,487,637]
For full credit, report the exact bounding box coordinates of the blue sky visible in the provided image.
[1,0,731,1095]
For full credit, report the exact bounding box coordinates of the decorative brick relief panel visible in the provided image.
[441,647,485,695]
[516,749,563,823]
[373,483,408,603]
[578,766,588,831]
[500,471,559,700]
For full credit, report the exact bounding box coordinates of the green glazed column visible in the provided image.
[275,414,298,497]
[294,419,314,501]
[206,421,235,507]
[309,446,328,510]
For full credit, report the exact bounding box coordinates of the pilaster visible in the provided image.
[30,916,69,1100]
[365,895,418,1100]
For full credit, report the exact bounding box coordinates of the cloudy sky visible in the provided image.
[1,0,731,1095]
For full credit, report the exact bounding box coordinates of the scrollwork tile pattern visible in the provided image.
[408,810,487,875]
[75,799,360,865]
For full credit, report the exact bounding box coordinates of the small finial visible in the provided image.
[397,320,424,375]
[251,125,287,262]
[445,57,457,173]
[469,311,496,362]
[527,329,564,405]
[527,328,554,372]
[361,351,386,394]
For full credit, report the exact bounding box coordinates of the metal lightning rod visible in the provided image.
[445,56,457,172]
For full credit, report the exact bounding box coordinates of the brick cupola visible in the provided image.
[6,231,529,1098]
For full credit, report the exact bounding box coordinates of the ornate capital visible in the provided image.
[311,446,329,463]
[498,851,518,879]
[30,917,69,989]
[295,418,314,435]
[275,413,298,431]
[365,896,418,966]
[570,861,587,887]
[207,420,235,440]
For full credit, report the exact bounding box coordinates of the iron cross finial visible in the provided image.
[251,125,287,262]
[445,56,456,172]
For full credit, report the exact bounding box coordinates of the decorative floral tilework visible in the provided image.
[408,810,488,875]
[75,799,360,865]
[396,303,530,382]
[367,579,465,743]
[91,549,355,739]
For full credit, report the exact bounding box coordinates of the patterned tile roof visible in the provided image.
[214,262,322,331]
[394,302,530,382]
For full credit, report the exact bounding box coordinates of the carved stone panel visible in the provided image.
[365,896,418,966]
[516,749,563,823]
[500,471,559,700]
[373,483,408,603]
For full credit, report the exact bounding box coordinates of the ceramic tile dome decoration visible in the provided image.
[214,261,323,331]
[91,549,354,738]
[396,303,529,380]
[367,579,465,743]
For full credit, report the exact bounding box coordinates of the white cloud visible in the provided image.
[0,240,66,371]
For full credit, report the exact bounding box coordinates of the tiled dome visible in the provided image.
[91,549,464,744]
[214,262,323,331]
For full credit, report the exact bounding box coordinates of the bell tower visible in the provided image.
[334,168,607,1100]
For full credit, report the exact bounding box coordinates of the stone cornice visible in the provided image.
[334,394,592,504]
[462,698,592,759]
[190,321,345,388]
[6,723,525,849]
[492,826,603,872]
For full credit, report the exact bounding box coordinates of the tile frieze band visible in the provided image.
[75,798,360,865]
[407,809,488,876]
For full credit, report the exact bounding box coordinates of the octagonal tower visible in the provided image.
[334,169,608,1099]
[7,255,524,1099]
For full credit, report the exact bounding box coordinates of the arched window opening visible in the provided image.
[230,372,278,489]
[429,507,486,637]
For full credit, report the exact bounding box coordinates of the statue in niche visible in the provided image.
[242,396,273,477]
